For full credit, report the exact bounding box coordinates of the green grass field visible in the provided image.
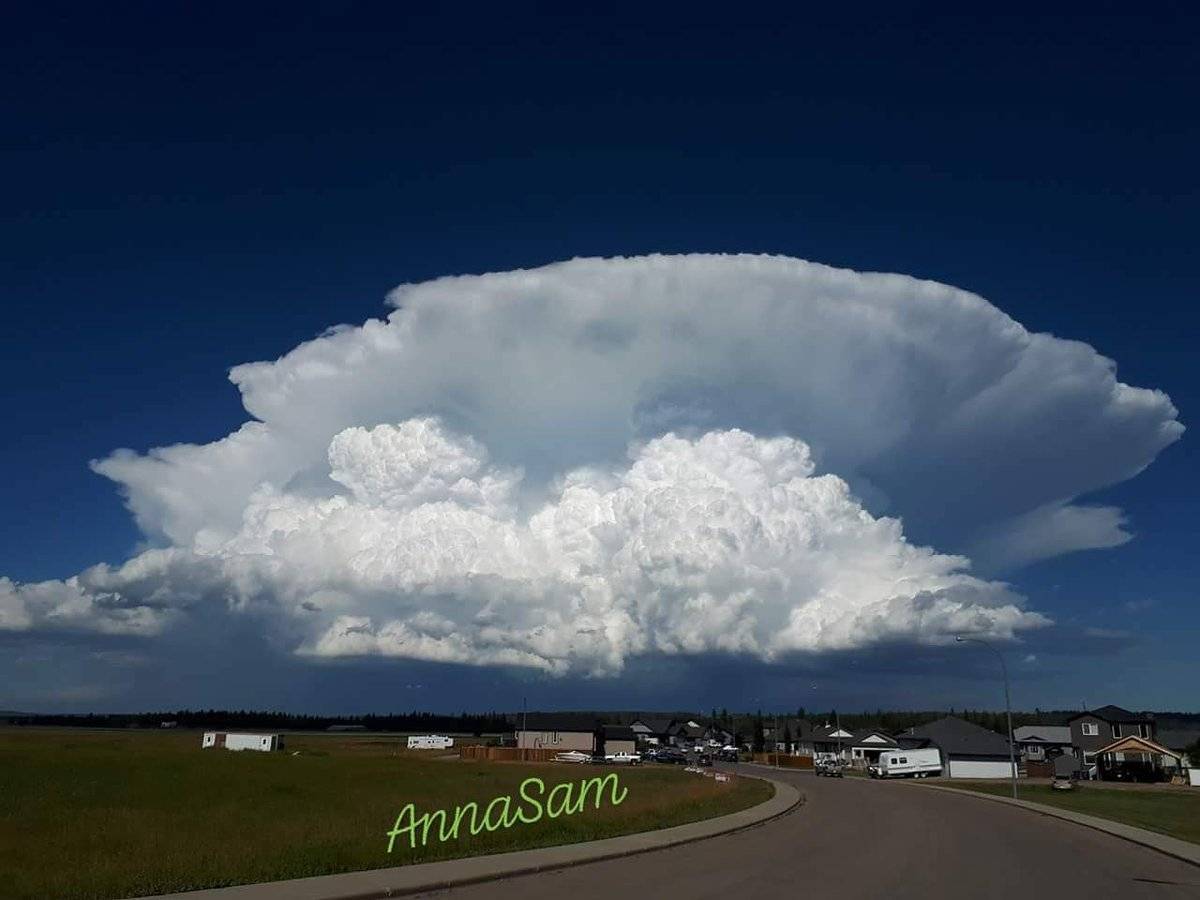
[950,782,1200,845]
[1,729,771,900]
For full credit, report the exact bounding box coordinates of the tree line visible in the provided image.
[4,709,511,734]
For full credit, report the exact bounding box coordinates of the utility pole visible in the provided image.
[956,636,1018,800]
[774,713,780,768]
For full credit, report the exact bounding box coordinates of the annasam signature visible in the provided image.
[386,773,628,852]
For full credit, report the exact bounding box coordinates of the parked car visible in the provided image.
[654,748,687,764]
[815,758,844,777]
[717,748,739,762]
[696,753,713,767]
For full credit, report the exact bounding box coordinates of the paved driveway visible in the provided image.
[413,767,1200,899]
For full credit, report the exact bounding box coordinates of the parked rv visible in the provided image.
[870,748,942,778]
[407,734,455,750]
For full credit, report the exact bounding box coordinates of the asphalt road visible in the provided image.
[412,768,1200,900]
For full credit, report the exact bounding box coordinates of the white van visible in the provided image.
[871,748,942,778]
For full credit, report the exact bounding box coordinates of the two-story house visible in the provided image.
[1068,705,1155,767]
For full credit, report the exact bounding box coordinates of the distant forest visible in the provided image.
[3,709,511,734]
[4,707,1196,735]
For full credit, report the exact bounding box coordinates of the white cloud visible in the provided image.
[3,421,1049,674]
[4,254,1182,674]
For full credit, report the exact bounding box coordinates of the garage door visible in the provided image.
[948,759,1014,778]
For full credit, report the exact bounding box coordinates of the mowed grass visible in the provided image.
[1,729,771,900]
[950,782,1200,845]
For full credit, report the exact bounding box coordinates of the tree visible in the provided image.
[1183,739,1200,769]
[753,713,765,753]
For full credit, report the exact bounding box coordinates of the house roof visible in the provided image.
[848,729,898,748]
[1094,735,1179,759]
[602,725,636,741]
[1012,725,1072,744]
[631,717,675,734]
[518,713,600,733]
[902,717,1011,757]
[1068,705,1153,724]
[1154,729,1200,751]
[812,724,855,742]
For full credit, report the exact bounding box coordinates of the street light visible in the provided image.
[956,636,1018,800]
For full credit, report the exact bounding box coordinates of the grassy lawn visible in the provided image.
[2,729,771,900]
[949,782,1200,845]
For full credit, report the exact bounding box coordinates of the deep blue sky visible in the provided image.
[2,3,1196,713]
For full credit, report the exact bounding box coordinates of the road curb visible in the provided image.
[141,773,803,900]
[912,783,1200,868]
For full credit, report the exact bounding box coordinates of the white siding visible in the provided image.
[948,759,1016,778]
[224,733,278,752]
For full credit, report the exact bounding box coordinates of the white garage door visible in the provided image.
[948,759,1015,778]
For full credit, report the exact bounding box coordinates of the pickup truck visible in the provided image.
[815,758,844,777]
[604,751,642,765]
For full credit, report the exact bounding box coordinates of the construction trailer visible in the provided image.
[201,732,283,752]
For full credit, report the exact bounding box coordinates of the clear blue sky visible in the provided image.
[2,4,1196,714]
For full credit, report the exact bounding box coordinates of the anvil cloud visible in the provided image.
[0,255,1182,675]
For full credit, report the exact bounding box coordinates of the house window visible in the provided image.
[1081,722,1099,736]
[1112,724,1121,738]
[1083,752,1096,763]
[899,757,907,764]
[1139,724,1151,738]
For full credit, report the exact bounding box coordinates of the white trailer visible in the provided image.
[201,732,282,752]
[872,748,942,778]
[407,734,454,750]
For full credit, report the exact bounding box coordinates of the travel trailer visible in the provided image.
[407,734,455,750]
[870,748,942,778]
[201,732,282,752]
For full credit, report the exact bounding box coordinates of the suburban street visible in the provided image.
[414,768,1200,900]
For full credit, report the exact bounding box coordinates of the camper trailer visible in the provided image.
[201,732,283,752]
[870,748,942,778]
[407,734,455,750]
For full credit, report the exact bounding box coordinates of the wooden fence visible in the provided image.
[458,745,561,763]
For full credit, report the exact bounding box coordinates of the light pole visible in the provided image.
[774,713,780,768]
[956,636,1018,799]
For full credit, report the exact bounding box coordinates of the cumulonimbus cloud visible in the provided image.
[2,421,1050,673]
[1,255,1182,674]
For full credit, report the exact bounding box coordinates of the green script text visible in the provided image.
[386,773,629,852]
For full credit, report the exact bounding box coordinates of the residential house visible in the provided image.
[844,729,900,768]
[630,717,675,747]
[770,718,815,756]
[704,723,734,748]
[601,725,637,756]
[900,716,1016,779]
[1068,706,1155,769]
[668,720,707,749]
[515,713,600,753]
[1012,725,1073,762]
[1092,734,1183,783]
[811,723,855,760]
